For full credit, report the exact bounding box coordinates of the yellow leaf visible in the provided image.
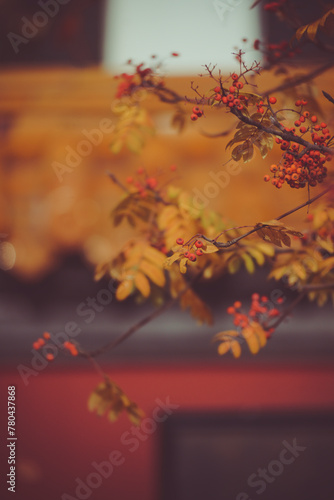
[134,271,151,297]
[228,256,241,274]
[144,246,166,267]
[164,251,183,268]
[256,242,275,256]
[203,243,219,254]
[116,279,134,301]
[230,340,242,358]
[242,326,260,354]
[140,259,166,287]
[241,252,255,274]
[179,258,188,274]
[218,342,231,355]
[246,247,265,266]
[158,205,179,230]
[110,138,123,154]
[252,322,267,348]
[214,330,239,341]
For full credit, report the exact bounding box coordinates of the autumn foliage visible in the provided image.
[34,1,334,424]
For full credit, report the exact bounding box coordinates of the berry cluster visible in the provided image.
[126,165,176,198]
[253,38,300,64]
[211,74,247,112]
[176,237,204,262]
[264,104,332,189]
[114,53,180,99]
[190,106,204,121]
[32,332,79,361]
[226,293,284,337]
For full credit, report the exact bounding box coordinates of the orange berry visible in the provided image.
[46,353,54,361]
[43,332,51,339]
[227,306,235,314]
[234,301,242,309]
[263,175,270,182]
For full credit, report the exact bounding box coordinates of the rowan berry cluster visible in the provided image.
[253,38,299,64]
[32,333,79,361]
[126,165,176,198]
[264,102,332,189]
[176,237,204,262]
[210,74,247,112]
[190,106,204,121]
[115,53,179,99]
[227,293,284,337]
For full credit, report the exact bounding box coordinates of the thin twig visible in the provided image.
[82,265,208,358]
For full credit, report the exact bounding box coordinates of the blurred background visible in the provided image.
[0,0,334,499]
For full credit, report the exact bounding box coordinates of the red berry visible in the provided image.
[192,106,201,114]
[176,238,184,245]
[214,94,222,101]
[295,100,301,106]
[263,174,271,182]
[306,214,314,222]
[190,113,198,121]
[300,126,307,133]
[188,253,196,262]
[43,332,51,339]
[126,176,133,184]
[170,164,177,171]
[214,86,221,93]
[301,99,308,106]
[184,251,190,258]
[46,353,54,361]
[269,96,277,104]
[235,82,243,89]
[195,240,203,248]
[258,107,264,114]
[229,86,236,93]
[320,122,327,129]
[231,73,239,81]
[311,115,317,123]
[227,306,235,314]
[196,249,203,256]
[146,177,157,189]
[294,121,301,127]
[234,301,242,309]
